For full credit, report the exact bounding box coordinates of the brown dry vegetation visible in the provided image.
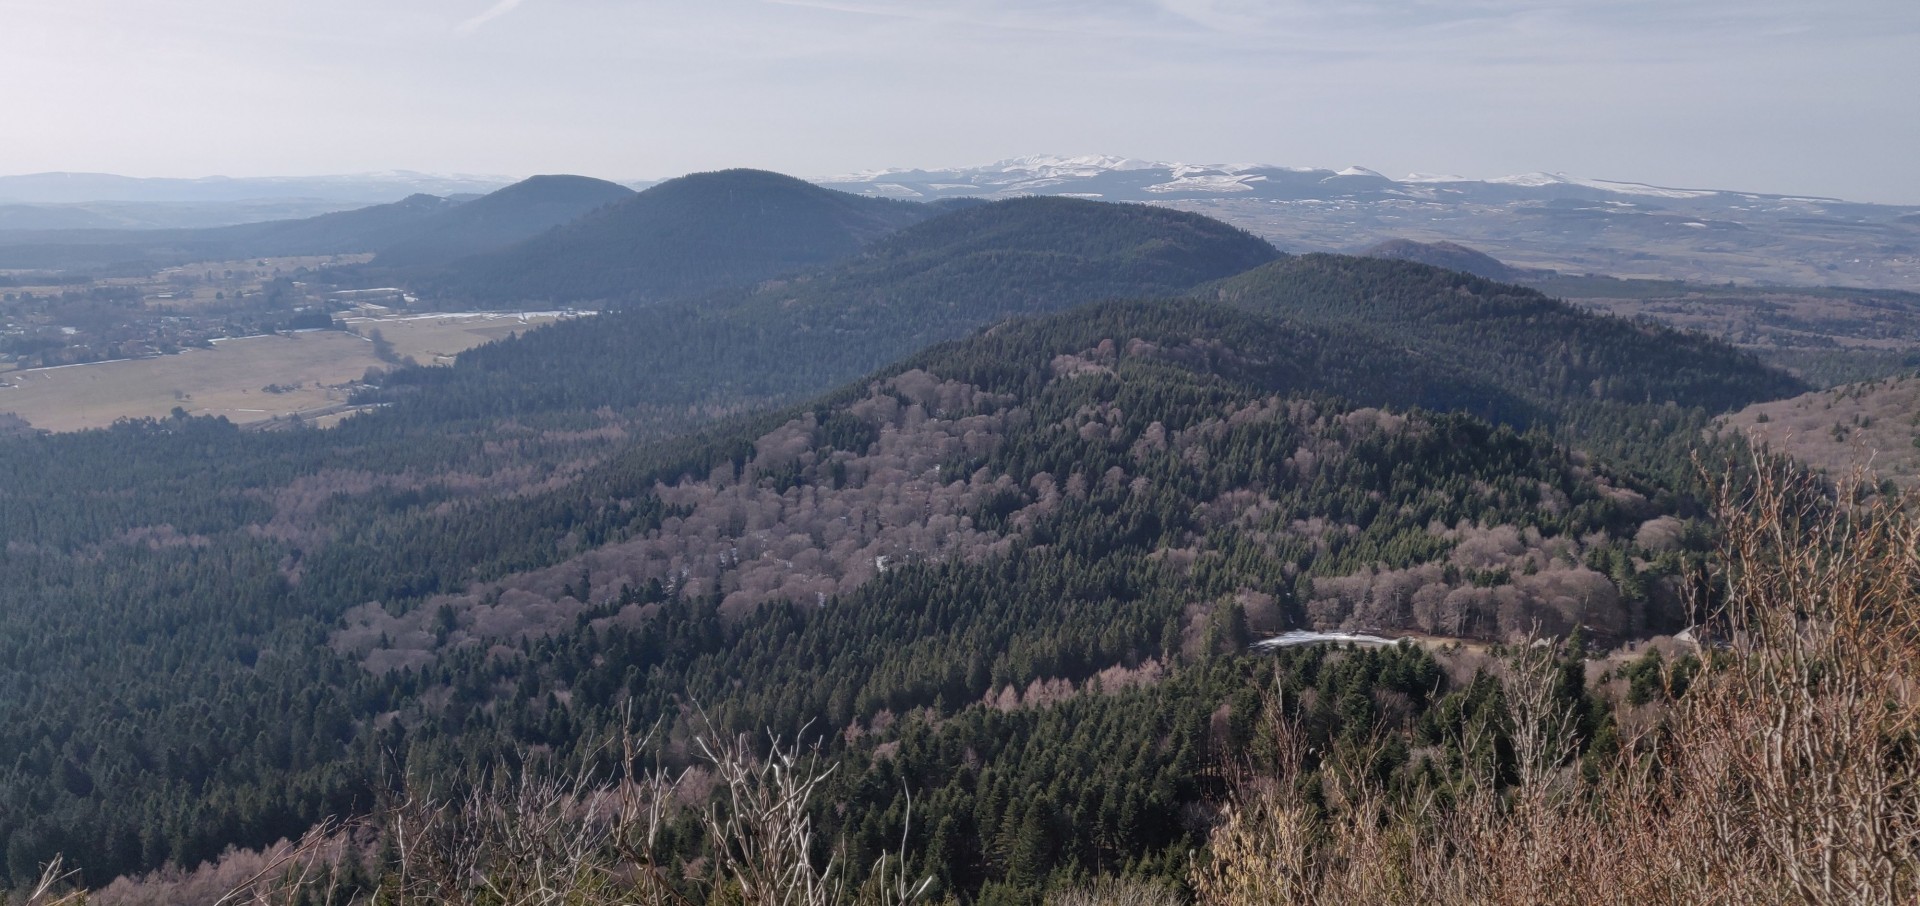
[332,362,1672,677]
[332,370,1037,673]
[332,350,1690,682]
[1193,460,1920,906]
[1157,398,1678,642]
[23,729,930,906]
[335,312,581,367]
[1723,374,1920,487]
[0,332,380,431]
[1298,516,1678,641]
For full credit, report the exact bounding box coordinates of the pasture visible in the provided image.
[0,311,583,432]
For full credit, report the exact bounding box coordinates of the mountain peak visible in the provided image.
[1361,238,1518,281]
[369,174,634,268]
[423,168,935,305]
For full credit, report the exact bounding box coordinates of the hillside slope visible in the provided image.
[1720,373,1920,486]
[0,295,1707,892]
[1205,254,1806,416]
[0,200,1807,897]
[370,175,635,268]
[1361,239,1520,281]
[376,196,1282,421]
[420,169,938,306]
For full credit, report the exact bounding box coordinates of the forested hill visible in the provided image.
[1205,254,1806,416]
[374,196,1282,421]
[731,196,1283,327]
[0,194,1815,898]
[414,169,939,306]
[1360,238,1519,281]
[196,194,468,258]
[0,292,1712,894]
[372,204,1798,471]
[368,175,635,268]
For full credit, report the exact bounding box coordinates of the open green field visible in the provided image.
[0,311,584,432]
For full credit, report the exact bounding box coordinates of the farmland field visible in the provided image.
[337,310,575,365]
[0,311,585,432]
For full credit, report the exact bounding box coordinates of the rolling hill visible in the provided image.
[1204,254,1806,416]
[377,208,1802,475]
[370,175,635,269]
[0,283,1714,892]
[417,169,940,306]
[376,195,1283,420]
[1361,239,1521,281]
[0,187,1821,899]
[1720,373,1920,486]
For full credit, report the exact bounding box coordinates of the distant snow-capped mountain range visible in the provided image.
[822,155,1920,290]
[2,156,1913,288]
[0,155,1878,209]
[819,154,1822,205]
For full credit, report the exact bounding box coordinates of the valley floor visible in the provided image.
[0,310,589,431]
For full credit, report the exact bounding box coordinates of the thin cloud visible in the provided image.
[456,0,528,34]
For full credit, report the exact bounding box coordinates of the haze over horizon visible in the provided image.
[6,0,1918,205]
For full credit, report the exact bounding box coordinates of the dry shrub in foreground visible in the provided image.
[371,728,928,906]
[12,857,86,906]
[1195,460,1920,906]
[42,727,928,906]
[1046,877,1184,906]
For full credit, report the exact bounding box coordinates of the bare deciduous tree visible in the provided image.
[1195,457,1920,905]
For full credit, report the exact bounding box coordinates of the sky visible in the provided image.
[4,0,1918,203]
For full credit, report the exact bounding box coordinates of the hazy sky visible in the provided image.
[5,0,1918,203]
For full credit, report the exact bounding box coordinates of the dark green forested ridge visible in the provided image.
[367,174,636,269]
[1196,253,1807,487]
[370,209,1800,495]
[1,289,1719,895]
[0,200,1284,556]
[414,169,939,306]
[1205,254,1805,415]
[0,195,1807,901]
[372,196,1283,422]
[1360,238,1520,281]
[0,203,1288,889]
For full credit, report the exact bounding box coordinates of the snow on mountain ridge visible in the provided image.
[1484,171,1721,199]
[816,157,1881,208]
[989,154,1162,173]
[1145,173,1268,194]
